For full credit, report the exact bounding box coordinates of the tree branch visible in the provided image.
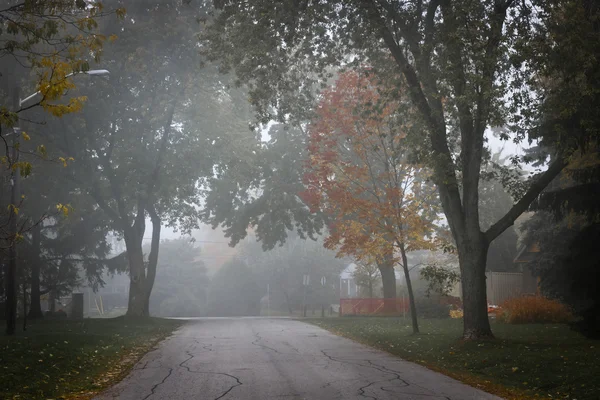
[485,157,567,243]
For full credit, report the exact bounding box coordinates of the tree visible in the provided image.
[239,231,346,314]
[44,0,259,317]
[203,0,598,339]
[302,71,441,332]
[203,122,324,250]
[352,263,381,299]
[479,151,522,272]
[0,0,122,335]
[146,238,209,317]
[521,146,600,338]
[207,258,262,317]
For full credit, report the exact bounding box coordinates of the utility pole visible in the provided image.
[266,283,270,317]
[6,86,20,335]
[302,274,309,317]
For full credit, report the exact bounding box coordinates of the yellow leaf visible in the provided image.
[21,131,30,141]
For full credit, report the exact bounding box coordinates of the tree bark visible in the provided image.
[28,224,44,319]
[143,207,161,315]
[458,232,492,339]
[282,288,293,315]
[124,223,148,317]
[399,244,419,334]
[49,290,56,313]
[378,254,397,313]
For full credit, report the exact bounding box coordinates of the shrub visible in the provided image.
[499,296,574,324]
[415,296,451,319]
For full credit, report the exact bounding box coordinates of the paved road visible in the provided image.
[95,318,502,400]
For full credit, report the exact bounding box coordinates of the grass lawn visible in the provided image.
[307,317,599,400]
[0,317,182,400]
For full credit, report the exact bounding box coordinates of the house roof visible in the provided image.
[514,242,541,263]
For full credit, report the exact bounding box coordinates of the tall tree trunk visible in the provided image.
[124,225,148,317]
[458,233,492,339]
[28,224,44,319]
[378,251,397,313]
[282,287,293,315]
[22,280,27,331]
[399,244,419,334]
[143,207,161,316]
[49,290,56,313]
[125,251,147,316]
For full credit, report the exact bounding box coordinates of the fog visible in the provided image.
[1,1,598,399]
[0,0,595,330]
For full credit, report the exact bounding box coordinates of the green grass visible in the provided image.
[0,317,182,400]
[307,317,599,400]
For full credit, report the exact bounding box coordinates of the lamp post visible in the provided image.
[18,69,110,107]
[5,69,109,335]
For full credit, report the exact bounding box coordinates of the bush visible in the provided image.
[415,296,451,319]
[499,296,573,324]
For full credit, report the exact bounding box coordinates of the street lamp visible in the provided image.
[19,69,110,107]
[5,69,109,335]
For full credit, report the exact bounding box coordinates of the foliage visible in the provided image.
[0,0,123,146]
[449,309,464,319]
[147,238,209,317]
[239,232,345,313]
[207,258,262,317]
[522,145,600,337]
[414,296,451,319]
[479,151,522,272]
[202,0,600,339]
[420,264,460,297]
[41,0,260,316]
[310,317,600,400]
[202,122,324,251]
[302,71,440,266]
[499,296,574,325]
[301,70,441,331]
[0,317,180,400]
[522,211,600,337]
[352,263,381,298]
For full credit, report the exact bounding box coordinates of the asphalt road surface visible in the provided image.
[95,317,502,400]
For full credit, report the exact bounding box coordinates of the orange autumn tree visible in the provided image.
[302,71,441,333]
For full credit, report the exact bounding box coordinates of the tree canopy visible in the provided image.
[202,0,600,339]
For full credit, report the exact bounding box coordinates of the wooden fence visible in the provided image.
[486,272,524,305]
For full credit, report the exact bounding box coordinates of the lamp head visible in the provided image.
[85,69,110,76]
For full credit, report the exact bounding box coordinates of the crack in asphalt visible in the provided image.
[367,361,452,400]
[319,350,454,399]
[281,340,300,353]
[141,367,173,400]
[320,350,411,400]
[133,360,150,371]
[252,331,283,354]
[178,349,243,400]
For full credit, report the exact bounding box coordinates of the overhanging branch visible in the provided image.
[485,157,567,243]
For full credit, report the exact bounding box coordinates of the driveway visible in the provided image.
[95,317,502,400]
